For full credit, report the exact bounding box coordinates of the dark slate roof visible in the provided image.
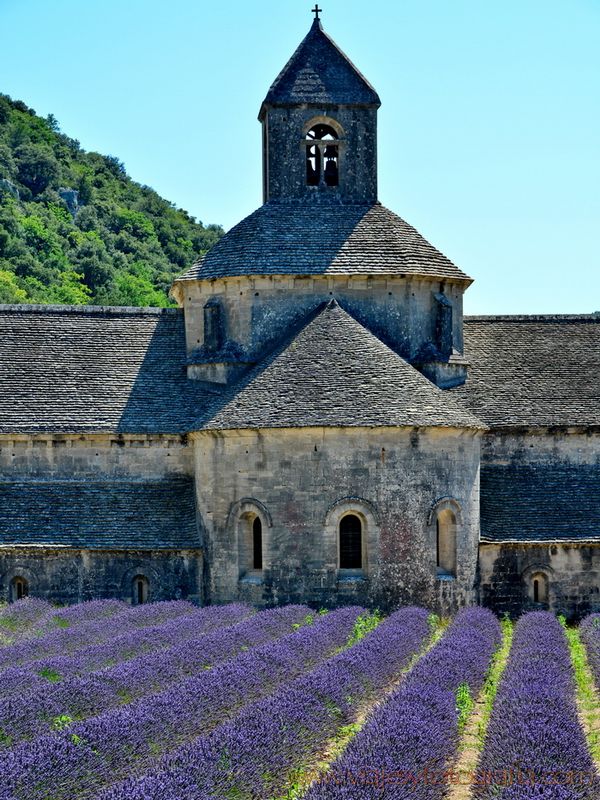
[261,19,380,112]
[200,301,485,431]
[176,202,472,284]
[0,305,219,435]
[480,463,600,543]
[454,315,600,428]
[0,478,199,550]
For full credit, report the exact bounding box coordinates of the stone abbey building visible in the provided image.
[0,17,598,617]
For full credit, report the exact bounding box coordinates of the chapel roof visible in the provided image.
[0,304,218,435]
[260,18,380,115]
[0,477,199,550]
[455,315,600,428]
[174,202,472,286]
[199,301,485,431]
[480,462,600,543]
[0,307,597,436]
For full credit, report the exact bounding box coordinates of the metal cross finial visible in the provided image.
[312,4,322,20]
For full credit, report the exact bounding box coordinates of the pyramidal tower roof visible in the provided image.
[260,17,381,114]
[200,301,484,432]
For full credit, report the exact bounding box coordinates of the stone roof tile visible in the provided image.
[455,315,600,428]
[261,19,380,111]
[0,478,199,550]
[0,305,218,435]
[480,463,600,543]
[200,301,485,431]
[176,202,471,284]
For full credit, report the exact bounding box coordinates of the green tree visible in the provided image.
[52,270,92,305]
[0,269,27,302]
[15,144,60,195]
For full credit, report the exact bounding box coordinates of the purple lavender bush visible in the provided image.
[579,613,600,688]
[0,604,308,744]
[299,606,501,800]
[48,598,127,625]
[0,599,54,643]
[97,606,432,800]
[0,601,252,701]
[0,599,202,670]
[0,606,363,800]
[472,612,598,800]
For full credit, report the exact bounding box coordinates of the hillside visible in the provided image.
[0,94,223,307]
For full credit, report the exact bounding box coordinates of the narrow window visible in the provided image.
[203,299,223,353]
[339,514,362,569]
[252,516,263,570]
[238,511,266,578]
[434,292,453,359]
[306,124,339,187]
[531,573,548,604]
[436,509,457,577]
[132,575,149,605]
[10,576,28,603]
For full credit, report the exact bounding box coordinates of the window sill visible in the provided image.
[436,572,456,582]
[239,573,264,586]
[337,570,367,584]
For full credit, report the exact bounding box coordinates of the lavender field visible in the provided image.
[0,599,599,799]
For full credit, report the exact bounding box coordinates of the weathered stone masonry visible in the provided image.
[0,18,598,616]
[195,426,480,613]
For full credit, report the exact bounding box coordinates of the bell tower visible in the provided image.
[258,11,381,204]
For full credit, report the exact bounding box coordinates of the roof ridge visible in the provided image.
[0,477,192,485]
[465,314,600,322]
[0,304,181,317]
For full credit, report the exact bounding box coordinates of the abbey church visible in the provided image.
[0,17,598,617]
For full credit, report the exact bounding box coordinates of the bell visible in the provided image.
[324,158,338,186]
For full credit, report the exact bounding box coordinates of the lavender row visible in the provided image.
[579,613,600,688]
[40,598,128,625]
[303,606,501,800]
[0,604,309,745]
[0,601,252,700]
[0,605,363,800]
[0,599,201,669]
[0,599,55,644]
[473,612,598,800]
[101,605,433,800]
[0,598,127,646]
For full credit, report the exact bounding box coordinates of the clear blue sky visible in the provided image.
[1,0,598,313]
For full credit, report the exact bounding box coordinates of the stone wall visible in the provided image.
[481,428,600,467]
[0,433,199,605]
[478,428,600,618]
[479,542,600,620]
[183,275,465,371]
[193,425,481,613]
[0,548,203,605]
[262,106,378,203]
[0,433,193,479]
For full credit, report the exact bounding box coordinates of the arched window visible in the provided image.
[306,124,339,187]
[9,576,28,603]
[238,512,265,577]
[132,575,149,605]
[436,509,457,577]
[531,572,549,604]
[339,514,362,569]
[252,516,263,571]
